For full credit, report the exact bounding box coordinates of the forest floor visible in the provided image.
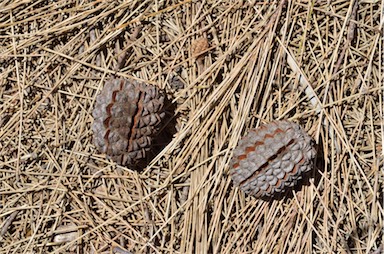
[0,1,383,253]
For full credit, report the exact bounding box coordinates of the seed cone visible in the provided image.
[92,78,165,167]
[230,120,316,198]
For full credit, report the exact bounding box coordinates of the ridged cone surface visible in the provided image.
[230,120,316,198]
[92,78,165,167]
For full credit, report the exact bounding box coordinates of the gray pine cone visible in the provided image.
[92,78,165,167]
[230,120,316,198]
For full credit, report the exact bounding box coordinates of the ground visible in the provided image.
[0,1,382,253]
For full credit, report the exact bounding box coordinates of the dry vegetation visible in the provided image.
[0,0,383,253]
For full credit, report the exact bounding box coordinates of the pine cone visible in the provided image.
[230,120,316,198]
[92,78,165,167]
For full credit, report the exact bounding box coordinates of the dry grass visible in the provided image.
[0,0,383,253]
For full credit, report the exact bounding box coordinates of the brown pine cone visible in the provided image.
[92,78,165,167]
[230,120,316,198]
